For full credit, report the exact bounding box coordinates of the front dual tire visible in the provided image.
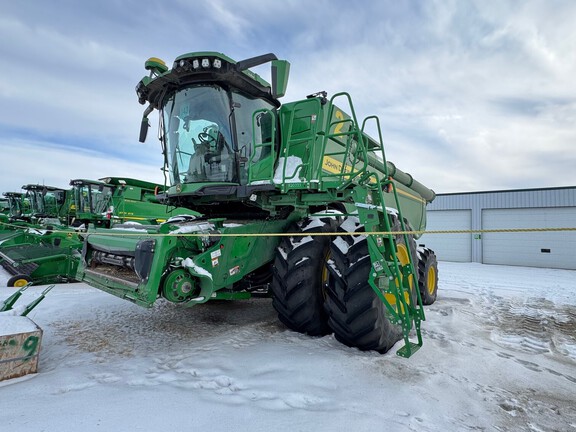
[324,216,405,353]
[271,216,335,336]
[271,214,429,354]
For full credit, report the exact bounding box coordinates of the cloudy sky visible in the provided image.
[1,1,575,194]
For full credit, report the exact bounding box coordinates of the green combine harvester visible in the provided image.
[70,177,200,228]
[0,188,61,244]
[0,197,10,231]
[21,184,73,226]
[0,192,31,245]
[0,185,75,287]
[2,192,30,223]
[0,197,8,216]
[76,51,439,356]
[0,178,198,287]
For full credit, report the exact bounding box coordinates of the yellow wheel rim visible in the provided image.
[385,244,414,311]
[396,244,414,290]
[427,266,437,295]
[13,278,29,288]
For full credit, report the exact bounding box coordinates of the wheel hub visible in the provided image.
[162,269,198,302]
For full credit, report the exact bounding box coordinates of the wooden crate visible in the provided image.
[0,316,43,381]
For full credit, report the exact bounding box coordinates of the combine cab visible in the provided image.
[0,198,8,216]
[20,184,72,226]
[77,52,439,356]
[0,201,7,226]
[2,192,30,223]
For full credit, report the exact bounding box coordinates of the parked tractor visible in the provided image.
[77,52,439,356]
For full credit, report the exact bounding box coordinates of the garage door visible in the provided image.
[482,207,576,270]
[418,210,472,262]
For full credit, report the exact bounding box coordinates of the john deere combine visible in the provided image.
[0,178,198,287]
[2,192,29,223]
[21,184,72,226]
[0,185,76,286]
[70,177,199,228]
[0,193,30,246]
[0,197,10,230]
[0,187,64,245]
[77,52,439,356]
[0,197,8,216]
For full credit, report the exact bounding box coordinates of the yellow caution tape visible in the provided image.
[2,220,574,238]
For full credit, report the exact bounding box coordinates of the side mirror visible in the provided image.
[139,117,149,143]
[271,60,290,99]
[235,54,290,100]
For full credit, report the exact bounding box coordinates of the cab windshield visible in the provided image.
[24,189,66,217]
[75,184,113,215]
[7,195,24,218]
[162,85,234,185]
[161,84,275,186]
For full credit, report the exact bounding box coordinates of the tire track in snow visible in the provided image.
[413,286,576,431]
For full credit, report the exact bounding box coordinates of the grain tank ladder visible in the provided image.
[321,93,426,357]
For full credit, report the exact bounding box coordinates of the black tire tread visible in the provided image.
[325,217,402,353]
[271,217,335,336]
[417,247,439,305]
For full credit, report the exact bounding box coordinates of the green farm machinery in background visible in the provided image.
[0,197,10,233]
[0,184,76,287]
[0,187,64,245]
[70,177,199,228]
[20,184,73,226]
[77,51,439,357]
[0,197,9,217]
[2,192,29,224]
[0,177,199,287]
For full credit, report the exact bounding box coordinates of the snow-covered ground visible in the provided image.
[1,263,575,432]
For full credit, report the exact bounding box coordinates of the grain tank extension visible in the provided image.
[77,52,439,357]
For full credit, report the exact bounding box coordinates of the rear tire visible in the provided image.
[324,217,402,353]
[271,216,336,336]
[417,247,439,305]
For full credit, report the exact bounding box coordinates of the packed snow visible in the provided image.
[1,263,575,431]
[182,257,213,280]
[0,315,39,336]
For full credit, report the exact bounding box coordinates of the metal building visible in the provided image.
[417,186,576,270]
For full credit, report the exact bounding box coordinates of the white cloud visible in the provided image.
[0,139,164,194]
